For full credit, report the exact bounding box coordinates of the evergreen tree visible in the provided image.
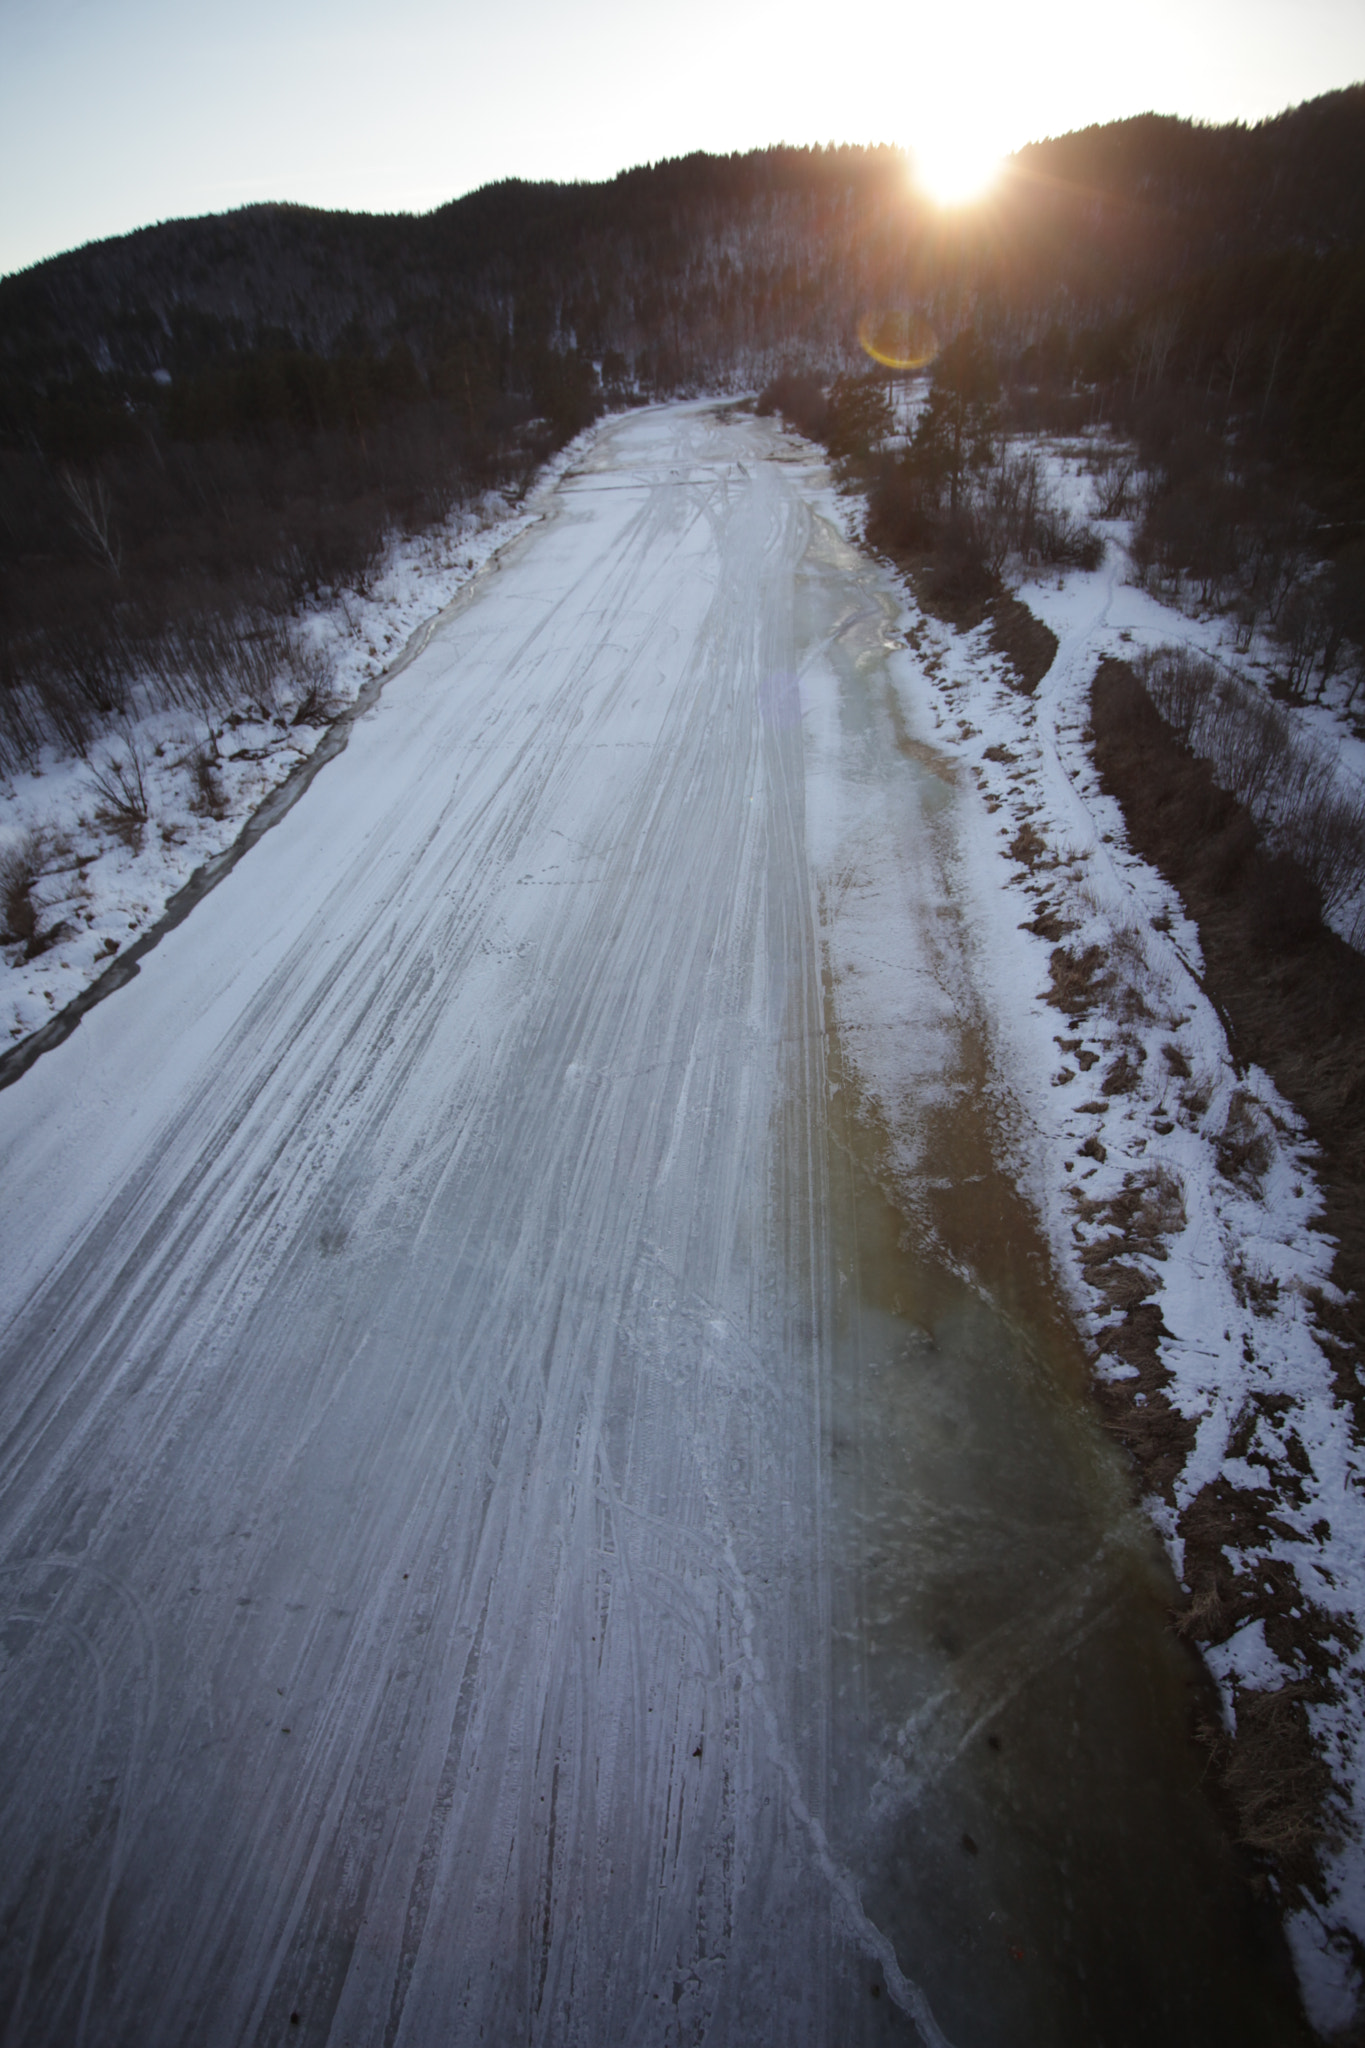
[909,334,999,514]
[824,372,893,460]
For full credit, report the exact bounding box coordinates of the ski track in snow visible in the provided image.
[0,407,951,2048]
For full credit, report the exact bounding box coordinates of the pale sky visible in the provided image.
[3,0,1364,278]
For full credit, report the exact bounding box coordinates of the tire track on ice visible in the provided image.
[0,408,947,2047]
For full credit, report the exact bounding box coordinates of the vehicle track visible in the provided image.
[0,408,932,2046]
[0,405,1314,2048]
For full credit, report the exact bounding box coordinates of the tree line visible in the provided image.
[0,91,1362,773]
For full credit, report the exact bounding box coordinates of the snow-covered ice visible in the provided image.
[0,405,1332,2046]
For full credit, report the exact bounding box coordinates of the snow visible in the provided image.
[0,405,969,2046]
[0,402,1357,2042]
[1205,1615,1289,1699]
[0,442,591,1049]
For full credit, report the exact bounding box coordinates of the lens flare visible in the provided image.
[858,310,939,372]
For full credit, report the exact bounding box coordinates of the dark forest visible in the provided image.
[1,86,1363,771]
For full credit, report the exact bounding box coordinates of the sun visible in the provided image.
[911,135,1003,209]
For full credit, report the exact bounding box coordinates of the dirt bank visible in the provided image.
[1090,654,1365,1926]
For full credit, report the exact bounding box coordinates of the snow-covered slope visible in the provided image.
[825,454,1365,2036]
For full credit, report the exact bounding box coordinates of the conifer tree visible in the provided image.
[909,334,999,514]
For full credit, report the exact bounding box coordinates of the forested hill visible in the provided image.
[3,86,1364,424]
[1,89,1362,787]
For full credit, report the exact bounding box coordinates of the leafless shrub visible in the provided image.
[972,450,1105,575]
[0,831,44,948]
[1278,586,1331,700]
[0,829,71,958]
[187,736,228,818]
[1136,645,1218,748]
[1137,643,1365,930]
[283,632,338,722]
[1209,685,1291,816]
[872,443,1104,589]
[1034,507,1106,571]
[1231,598,1259,654]
[1290,784,1365,930]
[291,681,339,727]
[1138,644,1291,814]
[1089,448,1137,518]
[0,662,90,766]
[57,466,122,577]
[88,733,150,848]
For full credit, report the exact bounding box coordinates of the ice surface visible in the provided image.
[0,406,1334,2046]
[0,409,947,2047]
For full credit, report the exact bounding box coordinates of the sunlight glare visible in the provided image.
[911,133,1003,208]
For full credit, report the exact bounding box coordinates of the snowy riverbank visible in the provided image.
[815,444,1365,2038]
[0,432,597,1054]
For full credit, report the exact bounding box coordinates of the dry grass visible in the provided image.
[1193,1681,1334,1891]
[1101,1046,1145,1096]
[1216,1088,1274,1189]
[1091,1302,1197,1500]
[1045,942,1108,1016]
[1008,821,1049,869]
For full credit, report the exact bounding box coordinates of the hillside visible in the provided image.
[3,88,1364,434]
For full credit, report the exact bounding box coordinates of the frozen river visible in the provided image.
[0,406,1308,2045]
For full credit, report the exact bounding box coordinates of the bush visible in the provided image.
[87,733,150,849]
[0,829,71,958]
[756,370,829,440]
[867,441,1103,591]
[866,458,938,552]
[925,519,994,608]
[823,373,893,460]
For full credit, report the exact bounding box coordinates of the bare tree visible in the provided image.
[57,466,122,577]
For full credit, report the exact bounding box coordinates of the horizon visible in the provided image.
[3,0,1364,280]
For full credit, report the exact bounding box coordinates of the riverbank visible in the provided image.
[833,445,1365,2039]
[0,434,597,1060]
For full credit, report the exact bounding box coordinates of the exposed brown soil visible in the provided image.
[879,546,1059,699]
[1090,657,1365,1413]
[988,594,1059,696]
[1089,654,1365,1907]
